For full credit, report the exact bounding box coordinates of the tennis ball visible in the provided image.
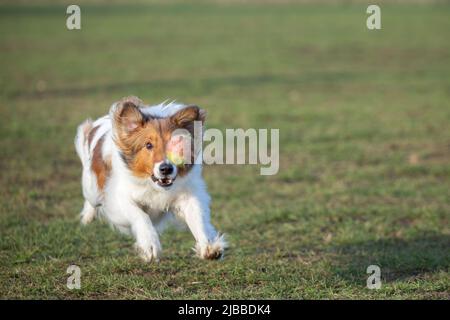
[167,135,187,167]
[167,151,185,166]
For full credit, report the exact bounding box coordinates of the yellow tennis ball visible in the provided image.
[167,151,185,166]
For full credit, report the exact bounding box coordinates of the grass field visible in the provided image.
[0,1,449,299]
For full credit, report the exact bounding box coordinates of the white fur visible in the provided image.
[75,101,227,262]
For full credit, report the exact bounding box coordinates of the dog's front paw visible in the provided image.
[135,241,161,263]
[195,234,228,260]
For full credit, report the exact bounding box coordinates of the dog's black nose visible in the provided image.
[159,163,174,176]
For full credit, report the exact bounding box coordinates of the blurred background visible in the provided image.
[0,0,449,299]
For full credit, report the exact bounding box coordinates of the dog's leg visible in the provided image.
[127,205,162,262]
[80,200,96,225]
[174,191,227,260]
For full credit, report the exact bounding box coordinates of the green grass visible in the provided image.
[0,1,449,299]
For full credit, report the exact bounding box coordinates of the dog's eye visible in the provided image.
[145,142,153,150]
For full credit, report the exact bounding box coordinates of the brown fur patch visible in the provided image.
[115,118,175,178]
[87,125,100,148]
[81,120,93,142]
[91,134,111,190]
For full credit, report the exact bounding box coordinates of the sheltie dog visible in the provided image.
[74,96,226,262]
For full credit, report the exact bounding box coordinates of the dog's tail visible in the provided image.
[74,119,93,166]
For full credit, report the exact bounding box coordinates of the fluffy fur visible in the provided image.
[74,96,226,262]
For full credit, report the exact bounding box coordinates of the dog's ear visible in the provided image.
[110,96,145,134]
[198,108,207,124]
[170,105,206,128]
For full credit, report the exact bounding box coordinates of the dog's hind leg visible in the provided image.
[80,200,96,225]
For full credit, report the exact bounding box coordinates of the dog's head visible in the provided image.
[111,96,205,189]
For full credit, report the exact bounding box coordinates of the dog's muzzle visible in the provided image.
[152,162,177,187]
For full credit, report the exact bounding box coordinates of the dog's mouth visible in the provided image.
[151,175,175,187]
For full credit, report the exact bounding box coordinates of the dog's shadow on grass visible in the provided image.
[329,232,450,284]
